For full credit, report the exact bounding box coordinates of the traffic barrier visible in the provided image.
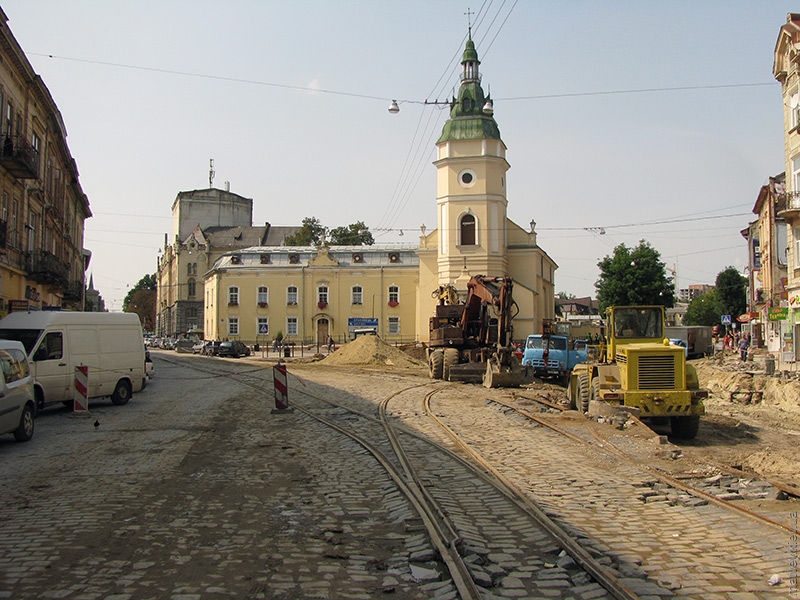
[73,365,90,415]
[271,361,293,413]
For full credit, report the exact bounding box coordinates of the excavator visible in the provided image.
[427,275,526,388]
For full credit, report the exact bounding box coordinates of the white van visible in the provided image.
[0,311,145,411]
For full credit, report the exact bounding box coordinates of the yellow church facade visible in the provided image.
[202,36,556,346]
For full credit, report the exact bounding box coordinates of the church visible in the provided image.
[160,36,557,345]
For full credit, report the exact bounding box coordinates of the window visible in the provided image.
[795,227,800,266]
[257,286,269,305]
[352,285,363,305]
[287,317,298,336]
[257,316,269,336]
[460,214,476,246]
[187,278,196,298]
[791,93,800,129]
[35,332,63,361]
[260,254,270,264]
[289,254,299,264]
[318,285,328,305]
[793,155,800,193]
[388,285,399,304]
[0,348,27,383]
[228,317,239,336]
[287,286,298,304]
[228,286,239,305]
[231,255,241,265]
[388,317,400,335]
[186,262,197,276]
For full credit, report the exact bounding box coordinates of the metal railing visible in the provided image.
[0,134,40,179]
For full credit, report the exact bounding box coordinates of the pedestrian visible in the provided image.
[737,334,749,361]
[272,338,278,352]
[327,335,334,352]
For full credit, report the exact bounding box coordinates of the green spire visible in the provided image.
[437,37,500,143]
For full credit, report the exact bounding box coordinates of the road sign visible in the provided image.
[74,366,89,413]
[258,323,269,335]
[721,315,732,325]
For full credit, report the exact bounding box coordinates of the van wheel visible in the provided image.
[14,403,35,442]
[34,387,45,413]
[111,380,132,405]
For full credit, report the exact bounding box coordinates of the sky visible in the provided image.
[2,1,794,310]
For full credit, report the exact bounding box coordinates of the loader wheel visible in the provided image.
[443,348,459,381]
[590,379,601,404]
[670,415,700,439]
[576,373,590,413]
[429,350,444,380]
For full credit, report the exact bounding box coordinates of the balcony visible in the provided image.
[28,250,69,289]
[62,280,84,303]
[0,135,40,180]
[777,191,800,218]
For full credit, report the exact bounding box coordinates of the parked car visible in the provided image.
[203,341,222,356]
[217,341,250,358]
[0,340,35,442]
[192,341,206,354]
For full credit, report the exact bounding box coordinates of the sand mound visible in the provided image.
[322,335,425,368]
[694,359,800,414]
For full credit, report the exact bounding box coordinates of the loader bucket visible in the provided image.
[482,356,525,388]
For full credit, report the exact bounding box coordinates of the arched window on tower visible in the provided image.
[460,214,476,246]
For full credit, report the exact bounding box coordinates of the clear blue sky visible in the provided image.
[3,1,793,309]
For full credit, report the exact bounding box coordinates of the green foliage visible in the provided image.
[329,221,374,246]
[684,289,724,326]
[284,217,326,246]
[595,241,675,311]
[715,266,747,318]
[123,273,156,310]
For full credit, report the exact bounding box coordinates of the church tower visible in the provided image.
[434,35,509,285]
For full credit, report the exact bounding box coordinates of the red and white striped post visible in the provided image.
[73,365,90,415]
[271,361,293,413]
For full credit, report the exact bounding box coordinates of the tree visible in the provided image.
[715,266,747,318]
[284,217,326,246]
[684,289,724,326]
[595,241,675,311]
[123,273,156,331]
[329,221,374,246]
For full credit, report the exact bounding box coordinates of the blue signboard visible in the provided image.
[721,315,732,325]
[258,323,270,335]
[348,317,379,328]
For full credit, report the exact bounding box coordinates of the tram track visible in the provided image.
[160,355,640,599]
[488,395,800,536]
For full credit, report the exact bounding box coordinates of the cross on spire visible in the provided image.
[465,8,474,37]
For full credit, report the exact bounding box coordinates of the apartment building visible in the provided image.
[773,14,800,360]
[0,9,91,315]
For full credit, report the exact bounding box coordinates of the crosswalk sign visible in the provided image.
[258,323,269,335]
[721,315,731,325]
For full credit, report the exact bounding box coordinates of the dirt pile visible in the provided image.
[322,335,426,369]
[693,358,800,414]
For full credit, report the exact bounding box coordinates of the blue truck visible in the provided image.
[521,335,588,385]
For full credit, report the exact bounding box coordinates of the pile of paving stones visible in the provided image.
[633,475,781,506]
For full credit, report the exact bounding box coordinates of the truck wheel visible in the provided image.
[443,348,459,381]
[590,379,600,404]
[111,380,132,405]
[670,416,700,439]
[576,373,590,413]
[13,403,35,442]
[429,350,444,379]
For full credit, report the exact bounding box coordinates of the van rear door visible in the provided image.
[31,330,70,405]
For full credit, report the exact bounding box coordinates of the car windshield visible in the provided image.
[0,328,43,354]
[613,308,663,339]
[525,337,566,350]
[220,342,232,347]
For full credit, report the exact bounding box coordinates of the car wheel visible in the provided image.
[14,403,35,442]
[111,380,132,405]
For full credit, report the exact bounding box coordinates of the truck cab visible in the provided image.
[522,335,587,384]
[568,305,707,438]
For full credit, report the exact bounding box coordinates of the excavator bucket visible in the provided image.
[482,355,526,388]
